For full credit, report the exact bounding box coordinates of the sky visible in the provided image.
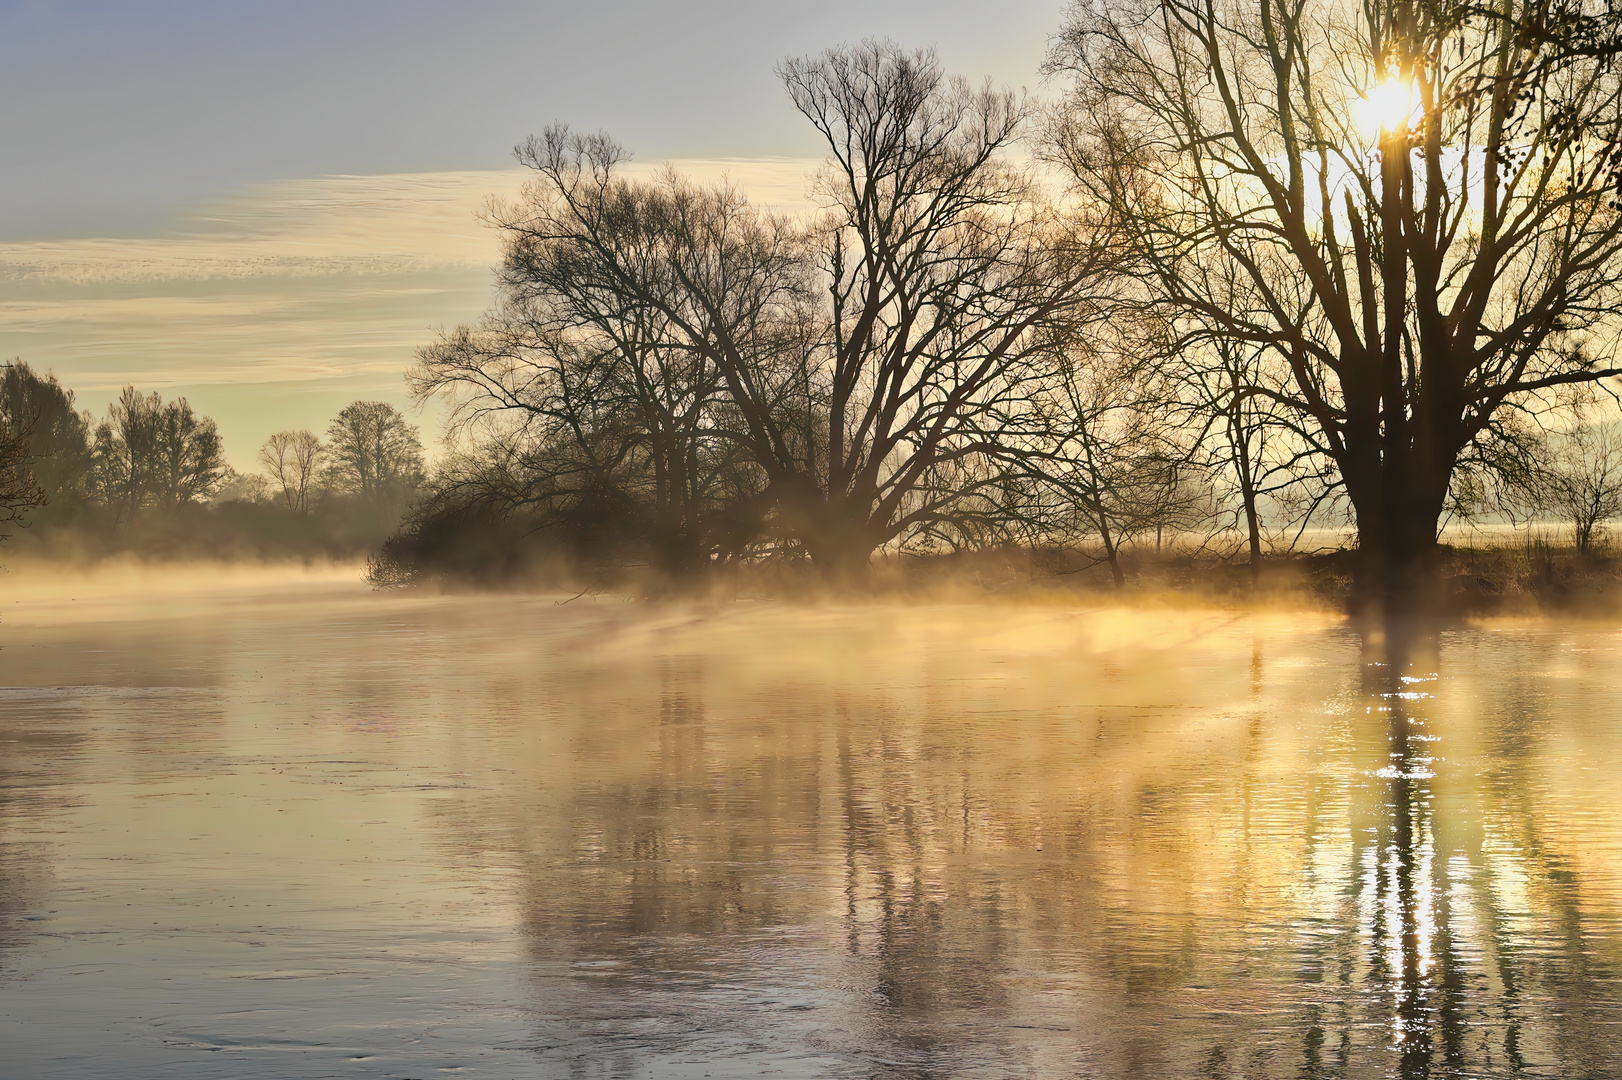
[0,0,1068,468]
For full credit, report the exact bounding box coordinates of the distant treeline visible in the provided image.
[0,360,424,562]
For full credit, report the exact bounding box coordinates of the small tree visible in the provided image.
[1513,401,1622,553]
[325,401,424,500]
[1173,333,1342,573]
[0,361,93,522]
[259,430,325,513]
[1030,348,1176,585]
[91,388,226,520]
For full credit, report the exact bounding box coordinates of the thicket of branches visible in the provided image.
[13,12,1620,598]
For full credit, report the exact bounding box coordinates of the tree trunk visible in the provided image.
[1348,469,1450,612]
[1096,504,1126,587]
[1243,496,1262,578]
[650,523,705,580]
[1231,419,1262,577]
[797,496,879,583]
[806,532,876,582]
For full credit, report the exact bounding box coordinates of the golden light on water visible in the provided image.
[1,575,1621,1073]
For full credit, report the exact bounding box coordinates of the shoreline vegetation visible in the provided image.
[368,538,1622,617]
[0,342,1613,618]
[10,523,1618,621]
[0,355,1617,618]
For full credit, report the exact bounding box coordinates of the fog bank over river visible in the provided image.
[0,573,1619,1077]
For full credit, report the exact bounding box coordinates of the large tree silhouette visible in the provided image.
[1049,0,1622,603]
[452,41,1116,574]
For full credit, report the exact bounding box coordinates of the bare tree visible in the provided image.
[259,430,325,513]
[1174,334,1341,572]
[91,388,225,521]
[1543,420,1622,553]
[491,41,1116,575]
[325,402,425,500]
[91,388,163,523]
[1020,344,1187,585]
[150,397,225,508]
[1048,0,1622,604]
[1508,397,1622,552]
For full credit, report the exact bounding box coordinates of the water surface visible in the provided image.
[1,574,1619,1078]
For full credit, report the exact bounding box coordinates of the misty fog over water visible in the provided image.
[1,576,1620,1078]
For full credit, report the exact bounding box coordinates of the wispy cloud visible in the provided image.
[0,159,817,466]
[0,172,511,286]
[0,160,817,287]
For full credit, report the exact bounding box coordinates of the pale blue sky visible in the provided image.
[0,0,1067,466]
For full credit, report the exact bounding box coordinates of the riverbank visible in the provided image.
[5,537,1622,620]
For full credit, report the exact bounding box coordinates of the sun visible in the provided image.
[1355,78,1422,138]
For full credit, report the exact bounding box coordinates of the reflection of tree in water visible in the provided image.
[451,613,1622,1078]
[1437,629,1622,1077]
[1271,620,1622,1080]
[0,695,87,972]
[499,656,1033,1075]
[1359,623,1461,1078]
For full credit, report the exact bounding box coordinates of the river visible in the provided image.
[1,569,1618,1078]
